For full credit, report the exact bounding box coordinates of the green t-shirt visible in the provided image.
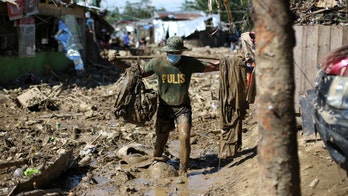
[144,55,207,106]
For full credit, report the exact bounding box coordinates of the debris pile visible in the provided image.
[0,45,236,195]
[291,0,348,25]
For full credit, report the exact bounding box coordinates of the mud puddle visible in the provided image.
[52,167,89,191]
[64,138,222,195]
[142,172,218,195]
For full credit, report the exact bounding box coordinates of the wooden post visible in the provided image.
[253,0,301,195]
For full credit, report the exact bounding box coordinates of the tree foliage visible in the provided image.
[104,0,165,24]
[123,0,155,19]
[104,0,253,32]
[181,0,254,32]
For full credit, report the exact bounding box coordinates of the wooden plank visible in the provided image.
[305,26,319,91]
[300,26,316,96]
[317,25,331,64]
[9,150,72,195]
[293,26,303,73]
[294,25,347,115]
[342,26,348,46]
[300,26,308,97]
[108,55,220,60]
[38,3,84,18]
[330,25,343,50]
[293,25,304,112]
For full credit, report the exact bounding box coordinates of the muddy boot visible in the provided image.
[178,165,188,177]
[175,176,186,184]
[153,154,169,163]
[177,120,191,181]
[153,132,169,158]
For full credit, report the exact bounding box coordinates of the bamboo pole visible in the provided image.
[112,55,220,61]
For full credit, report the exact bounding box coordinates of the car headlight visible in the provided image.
[326,76,348,109]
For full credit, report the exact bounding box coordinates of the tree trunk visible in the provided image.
[253,0,301,195]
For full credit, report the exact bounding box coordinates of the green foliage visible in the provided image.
[104,0,165,24]
[123,0,155,19]
[104,0,254,32]
[181,0,254,32]
[104,7,121,24]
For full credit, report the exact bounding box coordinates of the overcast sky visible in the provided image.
[101,0,186,12]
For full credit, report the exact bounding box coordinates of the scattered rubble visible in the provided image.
[291,0,348,25]
[0,44,348,195]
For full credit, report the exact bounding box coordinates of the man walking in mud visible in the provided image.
[142,36,219,182]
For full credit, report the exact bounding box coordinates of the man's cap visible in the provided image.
[161,36,189,52]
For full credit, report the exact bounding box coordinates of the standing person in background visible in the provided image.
[129,31,135,47]
[139,37,147,49]
[85,11,94,33]
[99,28,110,50]
[240,31,256,103]
[142,36,219,183]
[123,31,131,49]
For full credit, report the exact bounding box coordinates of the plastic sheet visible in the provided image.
[54,18,84,71]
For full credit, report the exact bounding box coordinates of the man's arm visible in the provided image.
[203,61,220,72]
[141,65,154,78]
[142,71,152,78]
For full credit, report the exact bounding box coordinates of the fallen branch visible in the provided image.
[47,83,64,99]
[38,113,84,119]
[15,189,63,196]
[90,134,102,145]
[300,6,345,23]
[87,58,111,69]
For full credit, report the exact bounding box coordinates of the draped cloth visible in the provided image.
[218,56,247,159]
[114,64,158,126]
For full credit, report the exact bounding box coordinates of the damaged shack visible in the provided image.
[153,11,232,47]
[0,0,113,83]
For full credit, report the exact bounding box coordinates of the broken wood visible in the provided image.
[38,113,85,119]
[87,58,112,69]
[90,134,102,145]
[15,189,63,196]
[47,84,64,99]
[16,87,48,108]
[9,149,72,195]
[0,159,28,169]
[299,6,345,23]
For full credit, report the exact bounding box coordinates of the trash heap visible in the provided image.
[291,0,348,25]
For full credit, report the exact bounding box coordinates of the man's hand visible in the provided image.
[204,61,220,72]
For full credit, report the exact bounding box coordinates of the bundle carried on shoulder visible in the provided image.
[114,64,158,125]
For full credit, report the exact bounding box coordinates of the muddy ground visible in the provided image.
[1,45,348,196]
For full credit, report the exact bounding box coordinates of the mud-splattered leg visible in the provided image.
[177,115,191,177]
[153,132,169,157]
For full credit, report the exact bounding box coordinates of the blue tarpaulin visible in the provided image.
[54,19,84,71]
